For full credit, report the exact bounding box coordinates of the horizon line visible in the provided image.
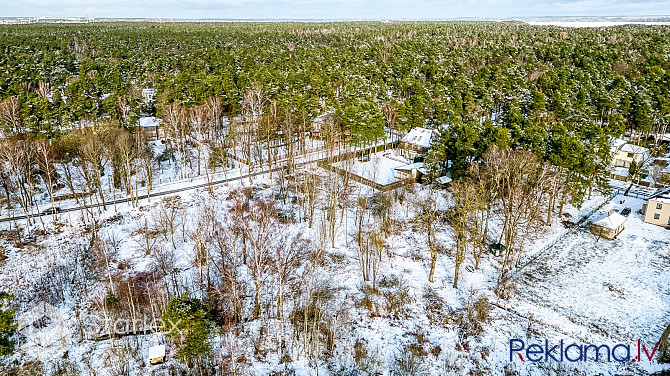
[2,15,670,22]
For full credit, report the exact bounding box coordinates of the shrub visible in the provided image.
[390,352,427,376]
[377,275,414,319]
[456,290,491,340]
[352,339,383,376]
[327,362,363,376]
[406,331,430,357]
[162,294,213,366]
[1,360,43,376]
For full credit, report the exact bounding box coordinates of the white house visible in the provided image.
[610,138,649,169]
[642,187,670,227]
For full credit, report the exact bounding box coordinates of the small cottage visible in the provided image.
[590,211,627,239]
[610,138,649,169]
[138,117,164,141]
[148,344,166,365]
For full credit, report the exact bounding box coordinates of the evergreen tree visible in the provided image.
[0,292,16,357]
[162,294,212,366]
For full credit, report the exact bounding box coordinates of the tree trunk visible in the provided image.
[429,246,437,283]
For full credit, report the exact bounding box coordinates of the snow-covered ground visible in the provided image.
[525,21,670,27]
[500,194,670,375]
[1,163,669,375]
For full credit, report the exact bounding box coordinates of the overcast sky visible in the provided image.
[1,0,669,19]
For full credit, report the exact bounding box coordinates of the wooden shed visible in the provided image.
[590,211,626,240]
[148,344,166,365]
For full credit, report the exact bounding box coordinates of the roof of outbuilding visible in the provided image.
[139,117,161,128]
[148,345,166,359]
[394,162,424,171]
[619,143,649,154]
[593,212,627,230]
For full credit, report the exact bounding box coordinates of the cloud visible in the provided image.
[2,0,670,19]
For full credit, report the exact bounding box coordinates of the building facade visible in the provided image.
[611,140,649,169]
[643,194,670,227]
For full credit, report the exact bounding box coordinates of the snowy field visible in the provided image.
[500,194,670,375]
[525,21,670,27]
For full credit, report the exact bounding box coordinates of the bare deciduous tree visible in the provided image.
[35,139,59,215]
[415,188,443,283]
[0,97,24,135]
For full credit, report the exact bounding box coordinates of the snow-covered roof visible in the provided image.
[610,137,627,149]
[649,186,670,204]
[436,175,452,185]
[593,212,627,230]
[139,117,161,128]
[334,153,406,185]
[386,152,410,164]
[620,143,649,155]
[148,345,165,359]
[610,167,629,177]
[653,196,670,205]
[394,162,424,171]
[401,127,437,148]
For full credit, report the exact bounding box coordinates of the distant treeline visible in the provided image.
[1,22,670,201]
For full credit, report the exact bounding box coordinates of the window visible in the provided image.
[657,203,663,210]
[654,213,660,220]
[627,152,635,158]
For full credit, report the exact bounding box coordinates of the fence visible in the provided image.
[316,142,413,192]
[317,160,415,191]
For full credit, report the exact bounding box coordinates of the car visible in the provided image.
[41,207,62,215]
[620,207,631,217]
